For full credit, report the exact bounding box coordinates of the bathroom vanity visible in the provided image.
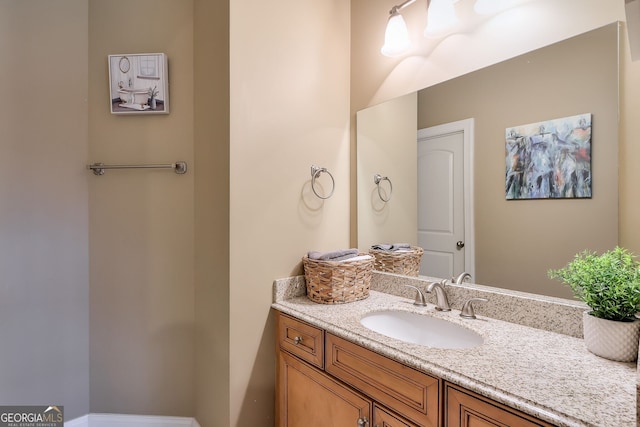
[272,273,636,426]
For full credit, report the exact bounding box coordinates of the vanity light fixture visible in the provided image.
[381,0,458,56]
[381,0,513,57]
[380,0,417,57]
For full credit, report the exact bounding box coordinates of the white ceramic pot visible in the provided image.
[582,311,640,362]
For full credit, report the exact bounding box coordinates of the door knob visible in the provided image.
[456,241,465,249]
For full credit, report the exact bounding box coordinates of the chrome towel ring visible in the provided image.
[374,174,392,202]
[311,165,335,199]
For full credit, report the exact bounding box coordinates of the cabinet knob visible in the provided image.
[357,417,369,426]
[293,336,303,345]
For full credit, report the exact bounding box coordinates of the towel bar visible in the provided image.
[87,161,187,176]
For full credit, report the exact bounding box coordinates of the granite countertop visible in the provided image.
[272,275,637,427]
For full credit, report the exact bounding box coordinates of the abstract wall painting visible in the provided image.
[505,113,592,200]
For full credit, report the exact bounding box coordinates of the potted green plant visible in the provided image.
[548,246,640,362]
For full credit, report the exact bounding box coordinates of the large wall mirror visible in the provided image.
[357,23,619,299]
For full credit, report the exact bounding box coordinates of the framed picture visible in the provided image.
[108,53,169,115]
[505,113,592,200]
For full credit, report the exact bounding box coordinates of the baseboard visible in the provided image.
[64,413,201,427]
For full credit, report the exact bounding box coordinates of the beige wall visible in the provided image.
[88,0,195,416]
[193,0,230,425]
[229,1,351,424]
[0,0,90,419]
[417,24,618,298]
[357,92,417,250]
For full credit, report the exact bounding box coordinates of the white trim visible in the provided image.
[417,118,475,278]
[64,414,201,427]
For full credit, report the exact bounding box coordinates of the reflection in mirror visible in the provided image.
[357,23,619,299]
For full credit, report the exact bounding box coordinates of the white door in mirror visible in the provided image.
[417,126,465,278]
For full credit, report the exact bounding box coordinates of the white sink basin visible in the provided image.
[360,310,484,349]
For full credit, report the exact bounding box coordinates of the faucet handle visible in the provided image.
[403,285,427,306]
[460,298,488,319]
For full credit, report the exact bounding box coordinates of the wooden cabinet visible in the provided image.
[276,310,556,427]
[326,333,439,427]
[444,383,556,427]
[277,350,371,427]
[276,312,435,427]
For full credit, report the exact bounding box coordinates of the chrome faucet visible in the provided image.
[427,279,451,311]
[452,272,472,285]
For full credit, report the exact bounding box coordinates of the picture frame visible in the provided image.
[505,113,592,200]
[108,53,169,115]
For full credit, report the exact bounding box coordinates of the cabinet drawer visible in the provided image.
[445,383,556,427]
[277,312,324,369]
[326,333,440,427]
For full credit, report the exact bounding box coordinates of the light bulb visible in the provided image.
[424,0,458,38]
[381,11,411,57]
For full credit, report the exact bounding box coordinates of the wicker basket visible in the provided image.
[302,254,372,304]
[369,246,424,276]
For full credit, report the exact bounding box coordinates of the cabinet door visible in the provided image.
[277,350,372,427]
[326,333,440,426]
[445,383,556,427]
[373,404,420,427]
